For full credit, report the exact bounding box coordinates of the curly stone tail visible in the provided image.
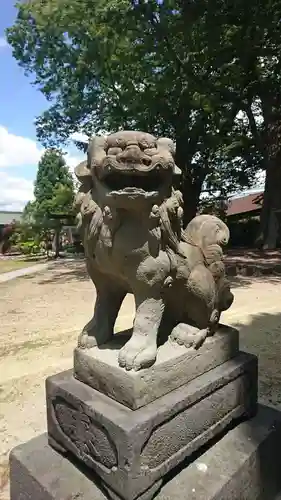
[182,214,229,274]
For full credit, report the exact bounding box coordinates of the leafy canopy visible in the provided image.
[8,0,278,213]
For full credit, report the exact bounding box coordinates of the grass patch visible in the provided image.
[0,259,45,274]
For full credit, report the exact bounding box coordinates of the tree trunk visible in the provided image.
[181,176,204,227]
[257,163,281,249]
[175,136,206,228]
[53,226,61,259]
[256,113,281,249]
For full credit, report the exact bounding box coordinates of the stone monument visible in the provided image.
[10,131,281,500]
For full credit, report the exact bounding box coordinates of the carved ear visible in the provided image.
[75,160,92,183]
[88,135,107,167]
[157,137,176,157]
[156,137,181,176]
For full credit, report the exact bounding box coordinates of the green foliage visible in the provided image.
[32,148,74,219]
[18,240,41,255]
[63,242,84,254]
[17,148,75,256]
[6,0,264,215]
[26,148,74,239]
[7,0,281,234]
[9,219,43,255]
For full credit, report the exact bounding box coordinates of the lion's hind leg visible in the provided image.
[169,265,217,350]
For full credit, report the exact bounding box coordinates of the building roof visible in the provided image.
[227,191,263,217]
[0,211,22,226]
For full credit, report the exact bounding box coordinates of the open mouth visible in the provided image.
[104,172,163,193]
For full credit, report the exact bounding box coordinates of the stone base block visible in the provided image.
[46,352,257,500]
[10,405,281,500]
[74,325,239,409]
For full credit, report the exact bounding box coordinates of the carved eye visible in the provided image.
[107,147,122,155]
[144,148,157,156]
[107,138,126,151]
[115,138,126,149]
[139,139,156,150]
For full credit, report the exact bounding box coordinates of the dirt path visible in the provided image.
[0,262,48,283]
[1,261,281,498]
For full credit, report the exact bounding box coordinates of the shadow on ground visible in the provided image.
[232,310,281,407]
[18,255,281,289]
[21,260,89,285]
[229,275,281,288]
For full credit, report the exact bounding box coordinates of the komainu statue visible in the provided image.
[75,131,234,371]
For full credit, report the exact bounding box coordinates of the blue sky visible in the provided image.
[0,1,84,211]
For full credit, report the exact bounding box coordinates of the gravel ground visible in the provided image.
[0,260,281,498]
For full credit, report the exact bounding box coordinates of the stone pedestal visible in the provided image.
[73,325,239,409]
[46,351,257,500]
[9,325,265,500]
[10,405,281,500]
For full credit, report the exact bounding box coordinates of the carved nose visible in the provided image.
[117,145,142,163]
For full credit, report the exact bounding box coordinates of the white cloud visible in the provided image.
[0,125,85,210]
[0,126,41,210]
[0,126,43,168]
[0,171,34,211]
[0,37,8,49]
[64,153,84,176]
[0,125,83,172]
[0,154,83,211]
[70,131,89,143]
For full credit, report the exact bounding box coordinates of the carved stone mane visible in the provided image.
[75,158,184,259]
[74,131,233,371]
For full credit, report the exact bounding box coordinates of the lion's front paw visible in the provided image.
[169,323,208,349]
[118,335,157,371]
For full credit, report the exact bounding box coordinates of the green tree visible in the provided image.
[29,148,75,257]
[6,0,263,225]
[197,0,281,249]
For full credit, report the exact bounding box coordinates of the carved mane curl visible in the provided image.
[74,160,184,259]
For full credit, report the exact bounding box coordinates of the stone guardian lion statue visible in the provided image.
[74,131,234,371]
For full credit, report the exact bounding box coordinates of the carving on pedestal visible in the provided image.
[45,353,257,500]
[52,397,118,471]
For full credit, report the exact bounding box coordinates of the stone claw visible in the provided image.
[169,323,209,349]
[118,335,157,371]
[77,332,98,349]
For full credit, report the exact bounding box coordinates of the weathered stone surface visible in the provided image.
[74,130,234,371]
[160,403,281,500]
[74,324,239,409]
[10,405,281,500]
[46,352,257,500]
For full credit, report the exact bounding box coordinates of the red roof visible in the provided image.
[227,191,263,217]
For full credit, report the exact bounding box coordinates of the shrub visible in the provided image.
[18,241,41,255]
[64,242,84,254]
[0,222,16,254]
